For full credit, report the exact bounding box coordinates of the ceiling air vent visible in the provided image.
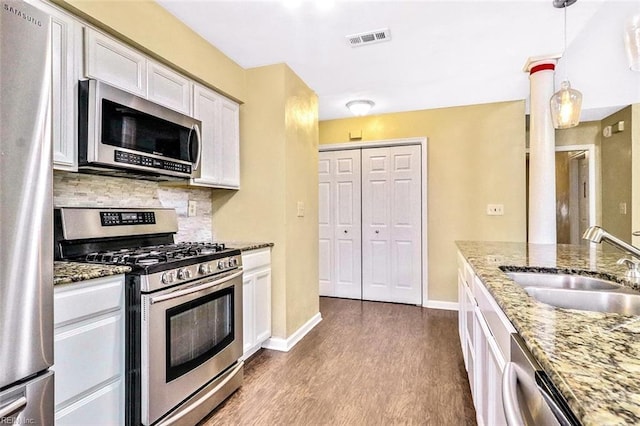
[346,28,391,48]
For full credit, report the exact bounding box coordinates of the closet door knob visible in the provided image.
[375,230,379,234]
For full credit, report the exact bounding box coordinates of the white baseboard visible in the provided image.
[423,300,459,311]
[262,312,322,352]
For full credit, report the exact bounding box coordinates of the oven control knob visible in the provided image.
[230,258,238,266]
[177,268,192,280]
[217,260,225,270]
[199,264,211,275]
[161,272,175,284]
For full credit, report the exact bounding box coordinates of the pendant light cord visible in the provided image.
[563,1,569,81]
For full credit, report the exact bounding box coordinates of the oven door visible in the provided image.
[141,269,243,425]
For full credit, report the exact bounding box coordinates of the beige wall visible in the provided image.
[319,101,527,303]
[53,0,246,101]
[283,68,320,334]
[212,64,319,338]
[631,104,640,246]
[555,152,571,244]
[601,106,633,242]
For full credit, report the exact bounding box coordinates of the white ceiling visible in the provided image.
[158,0,640,121]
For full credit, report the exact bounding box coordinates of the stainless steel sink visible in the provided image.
[506,272,621,290]
[524,287,640,315]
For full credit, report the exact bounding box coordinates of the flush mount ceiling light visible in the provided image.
[550,0,583,129]
[625,14,640,71]
[346,100,375,116]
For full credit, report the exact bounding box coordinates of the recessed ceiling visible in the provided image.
[157,0,640,121]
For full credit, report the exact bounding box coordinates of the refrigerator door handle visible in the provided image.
[0,394,27,418]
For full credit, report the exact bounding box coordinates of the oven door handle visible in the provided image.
[150,270,242,304]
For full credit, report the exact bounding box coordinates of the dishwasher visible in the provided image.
[502,334,581,426]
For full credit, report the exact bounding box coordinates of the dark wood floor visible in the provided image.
[201,297,476,425]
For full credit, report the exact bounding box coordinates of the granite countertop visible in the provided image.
[54,261,131,285]
[224,241,274,251]
[456,241,640,426]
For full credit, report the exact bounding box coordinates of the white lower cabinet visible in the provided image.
[53,275,125,425]
[457,251,514,426]
[242,248,272,359]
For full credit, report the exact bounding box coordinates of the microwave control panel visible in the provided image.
[100,211,156,226]
[114,150,191,174]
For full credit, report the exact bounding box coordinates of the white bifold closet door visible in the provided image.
[318,150,362,299]
[361,145,422,304]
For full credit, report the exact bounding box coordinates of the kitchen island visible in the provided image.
[457,241,640,425]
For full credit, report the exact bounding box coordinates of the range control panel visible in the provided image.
[100,211,156,226]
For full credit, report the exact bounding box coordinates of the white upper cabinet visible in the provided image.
[219,97,240,188]
[27,0,81,171]
[43,13,240,183]
[147,62,192,115]
[84,28,147,96]
[191,84,240,189]
[84,28,190,115]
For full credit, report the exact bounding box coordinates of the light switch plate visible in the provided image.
[297,201,305,217]
[188,201,197,217]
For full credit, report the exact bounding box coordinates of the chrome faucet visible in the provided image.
[583,226,640,278]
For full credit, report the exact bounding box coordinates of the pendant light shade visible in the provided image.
[346,100,375,116]
[550,0,582,129]
[625,14,640,72]
[550,80,582,129]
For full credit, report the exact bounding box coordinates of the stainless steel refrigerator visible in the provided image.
[0,0,54,424]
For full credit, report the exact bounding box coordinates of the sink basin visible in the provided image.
[524,287,640,315]
[506,272,621,291]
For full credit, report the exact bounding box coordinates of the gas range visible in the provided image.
[54,207,245,425]
[54,207,242,292]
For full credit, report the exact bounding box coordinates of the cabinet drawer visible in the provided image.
[53,313,123,407]
[474,276,516,360]
[242,248,271,271]
[54,276,123,326]
[55,378,123,426]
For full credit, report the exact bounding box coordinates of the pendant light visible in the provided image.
[625,14,640,71]
[550,0,582,129]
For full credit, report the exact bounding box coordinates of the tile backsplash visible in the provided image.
[54,171,214,242]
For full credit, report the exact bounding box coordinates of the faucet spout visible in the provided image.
[582,226,640,260]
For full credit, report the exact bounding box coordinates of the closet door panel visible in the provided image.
[318,155,334,297]
[363,145,422,304]
[318,150,362,299]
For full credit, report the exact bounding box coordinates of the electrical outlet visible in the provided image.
[620,202,627,215]
[486,204,504,216]
[188,201,197,217]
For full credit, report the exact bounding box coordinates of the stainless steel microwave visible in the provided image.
[78,79,201,180]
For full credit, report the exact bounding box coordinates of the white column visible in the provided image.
[524,56,559,244]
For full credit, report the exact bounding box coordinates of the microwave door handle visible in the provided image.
[190,124,202,172]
